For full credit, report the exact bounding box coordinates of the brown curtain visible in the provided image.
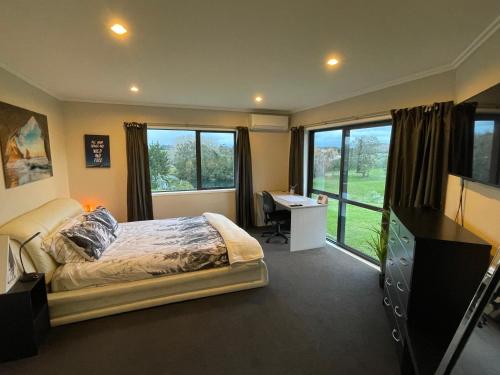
[235,127,254,228]
[125,122,154,221]
[449,102,477,177]
[289,126,304,195]
[384,101,454,211]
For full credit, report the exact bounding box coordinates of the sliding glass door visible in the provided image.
[308,122,392,262]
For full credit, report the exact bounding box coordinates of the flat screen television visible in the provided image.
[449,113,500,187]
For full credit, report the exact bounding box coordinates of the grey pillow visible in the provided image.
[84,206,119,233]
[61,220,116,261]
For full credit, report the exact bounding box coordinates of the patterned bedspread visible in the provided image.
[51,216,229,291]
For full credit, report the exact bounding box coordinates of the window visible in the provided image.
[200,132,235,189]
[147,129,235,192]
[308,122,392,262]
[472,117,497,183]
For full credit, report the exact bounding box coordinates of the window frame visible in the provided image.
[307,121,392,264]
[469,113,500,188]
[148,128,236,193]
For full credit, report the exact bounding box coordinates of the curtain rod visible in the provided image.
[301,110,390,128]
[300,103,500,128]
[148,122,241,130]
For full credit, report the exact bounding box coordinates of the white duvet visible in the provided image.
[50,213,264,292]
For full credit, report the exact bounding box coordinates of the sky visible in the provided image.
[475,120,495,135]
[314,125,392,148]
[148,129,234,147]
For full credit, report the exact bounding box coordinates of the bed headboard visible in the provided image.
[0,198,83,283]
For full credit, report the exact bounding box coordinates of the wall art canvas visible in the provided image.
[85,134,110,168]
[0,235,19,293]
[0,101,53,189]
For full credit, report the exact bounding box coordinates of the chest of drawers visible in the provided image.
[384,207,491,375]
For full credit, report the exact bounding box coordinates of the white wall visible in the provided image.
[152,190,236,221]
[250,131,290,193]
[291,71,456,126]
[0,68,69,226]
[445,29,500,253]
[445,175,500,254]
[62,101,290,222]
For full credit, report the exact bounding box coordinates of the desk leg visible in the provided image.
[289,206,328,251]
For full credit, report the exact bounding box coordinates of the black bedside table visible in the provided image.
[0,274,50,362]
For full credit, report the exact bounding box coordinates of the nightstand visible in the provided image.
[0,274,50,362]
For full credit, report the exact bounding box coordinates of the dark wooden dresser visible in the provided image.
[383,207,491,375]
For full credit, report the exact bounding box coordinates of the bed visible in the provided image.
[0,198,268,326]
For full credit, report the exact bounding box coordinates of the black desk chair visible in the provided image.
[262,191,291,244]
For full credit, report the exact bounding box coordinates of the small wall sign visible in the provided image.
[85,135,110,168]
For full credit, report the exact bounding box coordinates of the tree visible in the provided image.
[200,138,234,188]
[173,139,197,188]
[313,147,340,178]
[351,136,378,177]
[148,141,171,191]
[149,134,235,191]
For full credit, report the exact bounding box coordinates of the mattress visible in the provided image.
[51,216,230,291]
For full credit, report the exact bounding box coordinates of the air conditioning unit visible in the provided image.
[250,114,289,132]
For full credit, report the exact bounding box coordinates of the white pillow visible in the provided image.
[60,220,116,261]
[41,216,88,264]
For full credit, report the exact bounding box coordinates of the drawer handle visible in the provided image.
[396,281,405,293]
[394,306,403,318]
[383,297,391,307]
[392,329,401,343]
[400,257,409,266]
[391,219,397,225]
[385,277,393,287]
[401,236,410,244]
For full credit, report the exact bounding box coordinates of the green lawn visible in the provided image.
[312,168,386,260]
[313,167,387,207]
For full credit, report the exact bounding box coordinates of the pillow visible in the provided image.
[41,216,88,264]
[61,220,116,261]
[84,206,119,233]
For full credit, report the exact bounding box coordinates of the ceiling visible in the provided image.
[1,0,499,112]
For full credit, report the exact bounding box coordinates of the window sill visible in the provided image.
[152,188,236,197]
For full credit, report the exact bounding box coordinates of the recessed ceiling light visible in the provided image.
[130,86,139,92]
[255,96,263,103]
[327,58,339,66]
[111,24,127,35]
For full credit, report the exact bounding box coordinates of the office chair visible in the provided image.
[261,191,291,244]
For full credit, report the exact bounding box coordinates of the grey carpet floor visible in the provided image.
[0,229,400,375]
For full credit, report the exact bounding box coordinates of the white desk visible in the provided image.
[256,191,327,252]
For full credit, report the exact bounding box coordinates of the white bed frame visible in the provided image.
[0,198,269,326]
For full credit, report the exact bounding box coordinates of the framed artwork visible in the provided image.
[0,101,53,189]
[85,134,110,168]
[0,235,19,293]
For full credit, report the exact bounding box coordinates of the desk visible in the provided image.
[255,191,327,252]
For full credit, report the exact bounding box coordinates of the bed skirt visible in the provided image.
[48,260,268,326]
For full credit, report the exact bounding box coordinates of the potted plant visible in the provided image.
[366,213,389,288]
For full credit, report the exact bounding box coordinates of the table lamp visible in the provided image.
[18,232,41,282]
